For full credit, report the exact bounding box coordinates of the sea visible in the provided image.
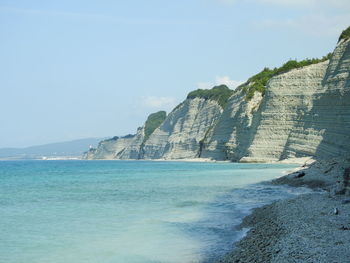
[0,160,311,263]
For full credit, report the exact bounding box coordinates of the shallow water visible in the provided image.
[0,160,311,263]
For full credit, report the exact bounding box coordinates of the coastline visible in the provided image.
[217,158,350,263]
[82,156,314,164]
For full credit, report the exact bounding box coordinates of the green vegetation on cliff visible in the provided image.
[187,85,234,108]
[144,111,167,141]
[338,26,350,43]
[240,53,332,100]
[104,136,119,142]
[103,134,134,143]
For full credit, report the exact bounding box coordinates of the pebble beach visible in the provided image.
[217,158,350,263]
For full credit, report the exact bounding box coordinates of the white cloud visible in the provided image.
[142,96,178,109]
[196,76,243,90]
[215,76,244,89]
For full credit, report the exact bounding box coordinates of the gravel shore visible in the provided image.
[217,158,350,263]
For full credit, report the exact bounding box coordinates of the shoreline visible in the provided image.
[81,156,315,165]
[216,158,350,263]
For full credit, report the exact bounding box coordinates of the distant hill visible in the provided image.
[0,138,104,159]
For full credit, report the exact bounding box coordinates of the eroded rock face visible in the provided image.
[84,39,350,162]
[84,135,136,160]
[83,111,166,160]
[200,91,263,161]
[269,39,350,161]
[204,38,350,162]
[307,38,350,158]
[201,60,329,162]
[83,127,148,160]
[115,128,145,159]
[85,98,222,160]
[142,98,223,159]
[241,60,329,162]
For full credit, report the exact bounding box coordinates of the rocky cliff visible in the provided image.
[141,97,223,159]
[301,37,350,159]
[202,37,349,162]
[84,111,166,160]
[240,60,330,162]
[85,31,350,162]
[84,135,136,159]
[200,90,263,161]
[85,86,228,160]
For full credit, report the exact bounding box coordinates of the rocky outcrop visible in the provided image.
[142,97,223,159]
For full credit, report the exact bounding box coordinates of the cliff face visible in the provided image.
[85,36,350,162]
[84,111,167,160]
[203,38,350,162]
[241,61,329,162]
[115,128,145,159]
[244,39,350,162]
[142,97,223,159]
[306,38,350,158]
[84,97,222,160]
[200,91,263,160]
[84,135,136,159]
[201,60,329,162]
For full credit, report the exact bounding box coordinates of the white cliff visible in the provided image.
[116,127,145,159]
[142,97,223,159]
[84,135,135,159]
[285,38,350,159]
[203,38,350,162]
[200,91,263,160]
[241,61,329,162]
[84,111,166,160]
[84,33,350,163]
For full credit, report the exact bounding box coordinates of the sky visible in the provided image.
[0,0,349,148]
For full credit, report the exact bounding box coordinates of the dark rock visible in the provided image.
[341,199,350,204]
[295,172,306,178]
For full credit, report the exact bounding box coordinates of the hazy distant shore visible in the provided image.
[217,158,350,263]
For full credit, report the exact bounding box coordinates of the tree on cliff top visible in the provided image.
[339,26,350,43]
[239,53,332,101]
[144,111,167,141]
[186,85,234,108]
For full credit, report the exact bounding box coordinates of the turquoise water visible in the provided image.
[0,160,310,263]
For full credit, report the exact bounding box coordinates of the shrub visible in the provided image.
[187,85,234,108]
[104,136,119,142]
[144,111,167,141]
[338,26,350,43]
[239,53,332,101]
[122,134,135,139]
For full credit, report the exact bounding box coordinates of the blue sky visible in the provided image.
[1,0,349,147]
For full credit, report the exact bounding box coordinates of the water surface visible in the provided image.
[0,160,310,263]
